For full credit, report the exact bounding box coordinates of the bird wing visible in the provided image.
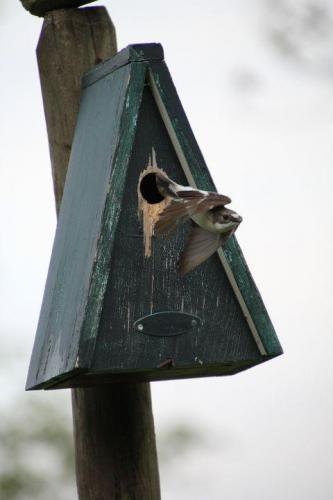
[154,199,200,235]
[154,191,231,236]
[178,225,222,275]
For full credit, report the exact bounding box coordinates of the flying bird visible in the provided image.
[154,171,242,275]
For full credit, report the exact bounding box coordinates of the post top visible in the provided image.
[83,43,164,88]
[20,0,98,16]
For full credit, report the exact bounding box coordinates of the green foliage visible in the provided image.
[157,422,207,463]
[0,395,76,500]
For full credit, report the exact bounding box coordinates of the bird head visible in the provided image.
[213,206,243,232]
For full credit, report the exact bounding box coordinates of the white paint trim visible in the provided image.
[147,69,267,356]
[216,249,266,355]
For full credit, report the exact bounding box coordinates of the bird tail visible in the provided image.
[155,172,180,199]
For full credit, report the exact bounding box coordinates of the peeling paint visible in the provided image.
[137,150,171,257]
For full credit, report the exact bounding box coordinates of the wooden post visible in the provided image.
[72,385,160,498]
[36,8,160,499]
[37,7,117,215]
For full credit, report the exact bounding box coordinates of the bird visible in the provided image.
[154,171,242,275]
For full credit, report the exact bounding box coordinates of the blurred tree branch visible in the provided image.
[264,0,333,78]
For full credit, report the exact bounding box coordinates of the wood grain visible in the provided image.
[72,385,160,500]
[36,9,160,499]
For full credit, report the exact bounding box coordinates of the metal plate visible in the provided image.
[134,311,202,337]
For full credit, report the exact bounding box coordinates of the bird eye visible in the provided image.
[224,215,230,221]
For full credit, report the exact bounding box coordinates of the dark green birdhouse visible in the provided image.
[26,43,282,390]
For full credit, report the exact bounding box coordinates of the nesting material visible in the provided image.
[138,162,171,258]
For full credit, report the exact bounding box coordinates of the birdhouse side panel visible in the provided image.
[26,64,133,389]
[78,62,148,367]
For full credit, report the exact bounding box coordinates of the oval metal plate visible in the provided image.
[134,311,202,337]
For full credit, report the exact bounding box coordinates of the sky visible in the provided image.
[1,1,333,499]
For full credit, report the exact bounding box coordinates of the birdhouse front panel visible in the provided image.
[91,84,261,380]
[26,44,282,390]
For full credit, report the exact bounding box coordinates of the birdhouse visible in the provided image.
[26,43,282,390]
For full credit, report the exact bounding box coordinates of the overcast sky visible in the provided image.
[1,1,333,499]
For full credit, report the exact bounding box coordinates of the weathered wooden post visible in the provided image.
[20,2,161,499]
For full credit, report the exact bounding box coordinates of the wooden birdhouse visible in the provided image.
[26,43,282,390]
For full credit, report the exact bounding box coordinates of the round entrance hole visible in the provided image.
[139,173,165,204]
